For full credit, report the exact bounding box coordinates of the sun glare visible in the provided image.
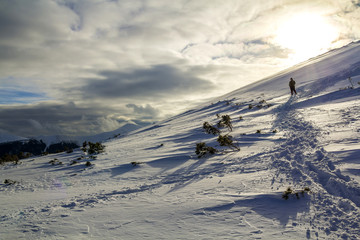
[274,13,338,63]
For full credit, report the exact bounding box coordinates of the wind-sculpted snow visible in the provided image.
[1,42,360,239]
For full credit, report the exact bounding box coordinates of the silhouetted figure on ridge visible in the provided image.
[289,78,297,96]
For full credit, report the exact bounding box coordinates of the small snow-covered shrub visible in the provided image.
[203,122,220,135]
[195,142,217,158]
[217,135,240,151]
[282,187,311,200]
[131,161,143,166]
[272,129,278,133]
[88,142,105,155]
[282,187,293,200]
[4,179,18,185]
[49,159,63,165]
[82,141,105,155]
[113,133,121,138]
[217,115,233,131]
[70,160,79,165]
[257,99,272,108]
[85,161,92,167]
[248,104,254,109]
[256,130,262,134]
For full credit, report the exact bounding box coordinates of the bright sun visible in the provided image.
[274,13,338,63]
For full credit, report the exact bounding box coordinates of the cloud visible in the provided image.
[28,119,43,130]
[0,0,359,137]
[0,102,122,137]
[81,65,215,100]
[126,104,160,118]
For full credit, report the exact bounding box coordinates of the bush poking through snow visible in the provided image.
[4,179,18,185]
[217,135,240,151]
[0,154,19,165]
[131,161,143,166]
[256,130,262,134]
[195,142,217,158]
[70,160,79,165]
[203,122,220,135]
[217,115,233,131]
[257,99,272,108]
[248,100,272,110]
[282,187,293,200]
[82,141,105,155]
[282,187,311,200]
[85,161,92,167]
[49,159,63,165]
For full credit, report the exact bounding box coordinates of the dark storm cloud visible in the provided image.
[82,65,215,99]
[0,102,120,137]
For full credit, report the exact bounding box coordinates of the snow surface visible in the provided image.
[1,41,360,239]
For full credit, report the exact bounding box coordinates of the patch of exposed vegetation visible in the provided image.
[195,142,217,158]
[282,187,311,200]
[82,141,105,155]
[203,122,220,135]
[217,115,233,131]
[217,135,240,151]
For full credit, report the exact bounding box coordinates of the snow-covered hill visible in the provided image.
[1,41,360,239]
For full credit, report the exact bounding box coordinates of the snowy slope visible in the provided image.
[1,41,360,240]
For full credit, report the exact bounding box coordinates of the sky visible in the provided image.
[0,0,359,137]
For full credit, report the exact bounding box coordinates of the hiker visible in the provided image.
[289,78,297,96]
